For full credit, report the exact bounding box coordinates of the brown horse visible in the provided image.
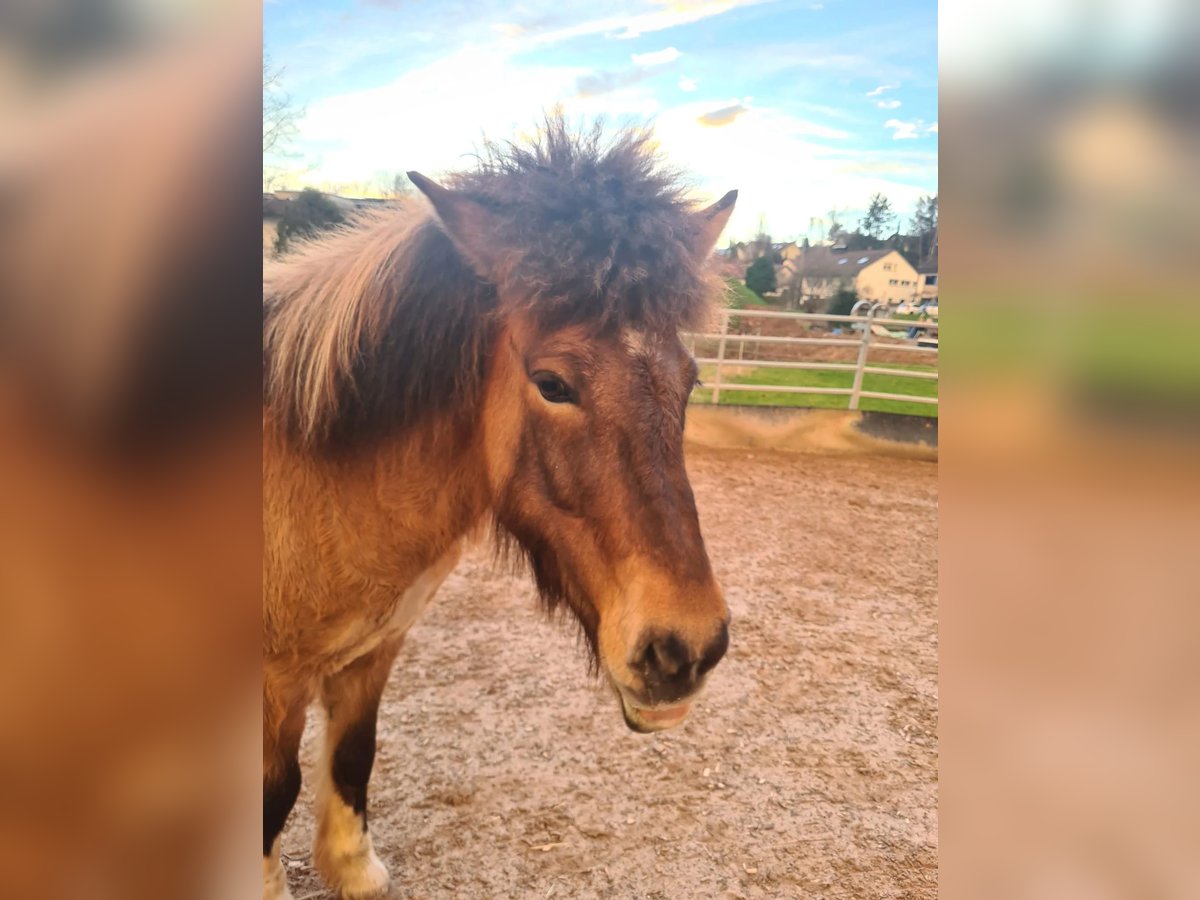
[263,121,736,899]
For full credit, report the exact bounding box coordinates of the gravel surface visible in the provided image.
[279,447,938,899]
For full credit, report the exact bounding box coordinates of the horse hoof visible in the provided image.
[333,851,390,899]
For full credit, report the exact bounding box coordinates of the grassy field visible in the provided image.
[724,277,770,308]
[693,361,939,417]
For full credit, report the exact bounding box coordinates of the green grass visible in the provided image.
[692,361,938,417]
[724,277,770,308]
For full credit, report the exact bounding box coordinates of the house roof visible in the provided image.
[783,247,898,278]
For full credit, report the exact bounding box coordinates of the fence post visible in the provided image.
[711,310,729,405]
[848,305,874,411]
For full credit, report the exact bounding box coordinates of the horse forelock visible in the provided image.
[451,118,720,334]
[263,117,721,454]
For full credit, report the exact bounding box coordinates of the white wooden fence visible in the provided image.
[683,302,938,410]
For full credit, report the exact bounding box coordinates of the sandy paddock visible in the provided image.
[279,447,938,899]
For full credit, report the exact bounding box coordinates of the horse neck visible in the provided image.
[375,415,491,543]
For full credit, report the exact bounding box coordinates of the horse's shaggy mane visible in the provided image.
[264,117,723,452]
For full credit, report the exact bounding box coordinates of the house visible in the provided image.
[729,238,773,263]
[778,247,922,307]
[917,261,938,302]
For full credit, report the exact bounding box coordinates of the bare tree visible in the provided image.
[859,193,895,240]
[263,53,306,190]
[827,208,848,242]
[910,194,938,264]
[263,54,302,156]
[373,171,415,200]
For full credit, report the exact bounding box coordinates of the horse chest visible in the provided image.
[325,543,462,672]
[382,544,461,637]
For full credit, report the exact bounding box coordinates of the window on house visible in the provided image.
[927,275,938,285]
[884,263,894,271]
[837,258,848,265]
[889,279,897,285]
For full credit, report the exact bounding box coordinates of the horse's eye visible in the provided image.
[532,372,573,404]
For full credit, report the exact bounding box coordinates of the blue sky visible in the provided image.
[264,0,937,242]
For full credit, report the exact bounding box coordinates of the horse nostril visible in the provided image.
[634,623,729,701]
[638,633,689,681]
[697,621,730,676]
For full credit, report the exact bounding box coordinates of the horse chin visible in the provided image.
[617,692,692,734]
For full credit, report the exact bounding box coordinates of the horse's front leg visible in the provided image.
[264,681,308,900]
[313,638,403,899]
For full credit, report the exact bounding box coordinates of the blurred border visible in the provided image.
[942,0,1200,895]
[0,4,261,898]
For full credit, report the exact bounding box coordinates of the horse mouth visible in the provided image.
[619,695,692,733]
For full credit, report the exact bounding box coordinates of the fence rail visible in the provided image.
[683,303,938,410]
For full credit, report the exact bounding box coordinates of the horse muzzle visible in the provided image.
[619,694,693,733]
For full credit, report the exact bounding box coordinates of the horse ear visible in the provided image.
[692,189,738,256]
[407,171,504,278]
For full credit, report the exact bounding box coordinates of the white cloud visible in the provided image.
[885,118,923,139]
[866,83,899,97]
[283,38,934,241]
[631,46,681,67]
[809,3,824,9]
[927,121,939,132]
[506,0,770,46]
[292,48,592,184]
[611,0,769,40]
[697,102,750,128]
[876,99,901,109]
[653,103,930,239]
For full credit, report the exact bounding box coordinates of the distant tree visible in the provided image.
[274,188,343,256]
[827,286,859,317]
[263,55,301,156]
[744,256,777,298]
[859,193,895,240]
[827,208,845,241]
[372,171,414,200]
[264,53,307,190]
[911,194,938,264]
[838,231,884,251]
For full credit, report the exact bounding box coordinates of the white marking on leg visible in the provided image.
[263,836,294,900]
[311,547,461,896]
[313,773,389,898]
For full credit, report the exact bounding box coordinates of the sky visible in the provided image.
[263,0,937,243]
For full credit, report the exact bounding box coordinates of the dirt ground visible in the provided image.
[280,448,938,899]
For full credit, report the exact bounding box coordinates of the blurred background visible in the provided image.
[940,0,1200,897]
[0,3,261,898]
